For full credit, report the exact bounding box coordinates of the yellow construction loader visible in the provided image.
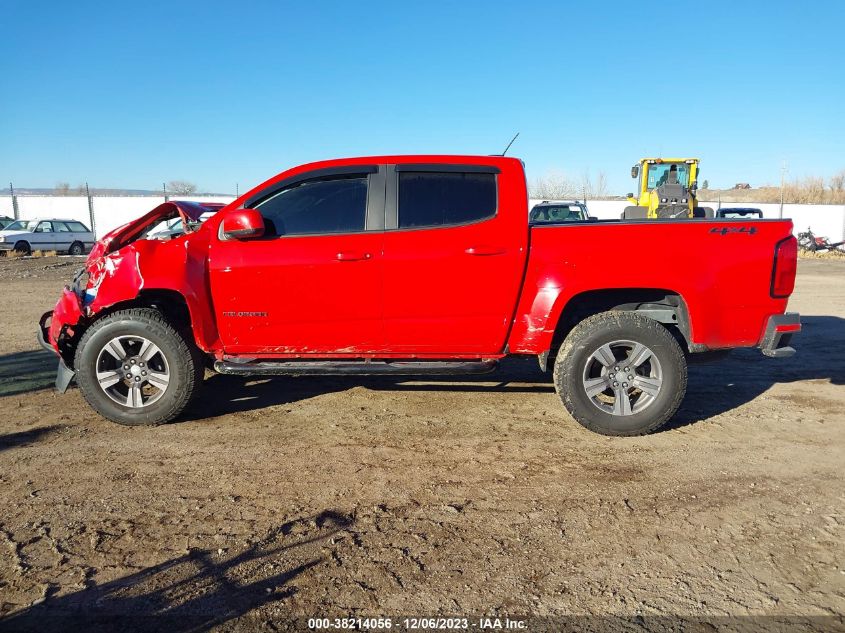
[623,158,714,219]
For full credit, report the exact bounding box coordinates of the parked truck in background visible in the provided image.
[38,155,800,436]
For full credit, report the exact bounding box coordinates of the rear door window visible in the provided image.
[398,172,496,229]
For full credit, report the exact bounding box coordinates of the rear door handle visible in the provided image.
[336,251,372,261]
[465,246,506,256]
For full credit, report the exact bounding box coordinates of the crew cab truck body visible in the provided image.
[38,155,800,436]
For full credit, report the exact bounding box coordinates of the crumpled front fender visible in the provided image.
[48,287,85,355]
[85,247,145,314]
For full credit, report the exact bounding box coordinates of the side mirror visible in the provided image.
[626,192,635,199]
[222,209,265,240]
[631,165,640,178]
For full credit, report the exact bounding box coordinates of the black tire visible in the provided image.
[74,308,204,426]
[693,206,714,219]
[69,241,85,256]
[622,206,649,220]
[553,311,687,436]
[14,241,31,256]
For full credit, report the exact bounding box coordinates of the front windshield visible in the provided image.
[3,220,35,231]
[647,164,690,189]
[143,217,184,239]
[530,204,587,223]
[721,210,762,218]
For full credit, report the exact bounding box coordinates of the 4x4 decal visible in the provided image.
[710,226,757,235]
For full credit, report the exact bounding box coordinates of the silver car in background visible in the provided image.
[0,218,95,255]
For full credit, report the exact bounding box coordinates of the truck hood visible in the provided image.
[87,200,223,263]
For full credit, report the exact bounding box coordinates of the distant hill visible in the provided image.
[11,187,234,196]
[698,187,845,204]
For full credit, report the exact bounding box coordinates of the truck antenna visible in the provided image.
[500,132,520,156]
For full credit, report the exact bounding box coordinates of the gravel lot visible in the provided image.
[0,256,842,630]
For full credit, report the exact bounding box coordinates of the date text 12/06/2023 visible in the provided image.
[307,617,527,630]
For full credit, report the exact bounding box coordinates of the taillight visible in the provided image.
[771,236,797,298]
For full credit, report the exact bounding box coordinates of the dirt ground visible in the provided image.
[0,256,842,631]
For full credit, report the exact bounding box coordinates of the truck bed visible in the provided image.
[508,218,795,354]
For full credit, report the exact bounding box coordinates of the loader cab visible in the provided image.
[626,158,701,219]
[648,163,690,189]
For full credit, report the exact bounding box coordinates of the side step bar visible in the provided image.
[213,359,499,377]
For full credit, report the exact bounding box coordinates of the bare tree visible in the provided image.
[528,171,579,199]
[593,171,609,197]
[830,170,845,193]
[167,180,198,195]
[54,182,70,196]
[575,171,609,199]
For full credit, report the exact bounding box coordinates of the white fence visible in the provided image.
[529,199,845,242]
[0,195,236,238]
[0,195,842,242]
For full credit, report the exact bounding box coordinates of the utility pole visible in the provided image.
[779,161,787,219]
[10,182,19,219]
[163,182,168,202]
[86,182,95,235]
[236,183,239,197]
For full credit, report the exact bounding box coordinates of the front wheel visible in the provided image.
[75,308,203,425]
[553,311,687,436]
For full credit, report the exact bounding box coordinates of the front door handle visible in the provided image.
[465,246,506,256]
[336,251,372,261]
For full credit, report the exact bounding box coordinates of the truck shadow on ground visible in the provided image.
[2,317,842,432]
[186,315,845,431]
[0,425,62,453]
[0,350,56,398]
[671,314,845,429]
[0,509,353,633]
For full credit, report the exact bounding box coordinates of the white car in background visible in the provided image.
[0,218,95,255]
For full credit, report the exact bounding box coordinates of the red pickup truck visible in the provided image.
[38,155,800,436]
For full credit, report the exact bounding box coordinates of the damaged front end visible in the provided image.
[37,201,221,392]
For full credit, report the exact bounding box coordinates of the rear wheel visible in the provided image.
[75,308,203,425]
[69,241,85,256]
[553,311,687,436]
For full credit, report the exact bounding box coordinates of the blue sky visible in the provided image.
[2,0,843,194]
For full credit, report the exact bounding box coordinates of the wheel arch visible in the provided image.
[64,288,209,369]
[540,288,692,371]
